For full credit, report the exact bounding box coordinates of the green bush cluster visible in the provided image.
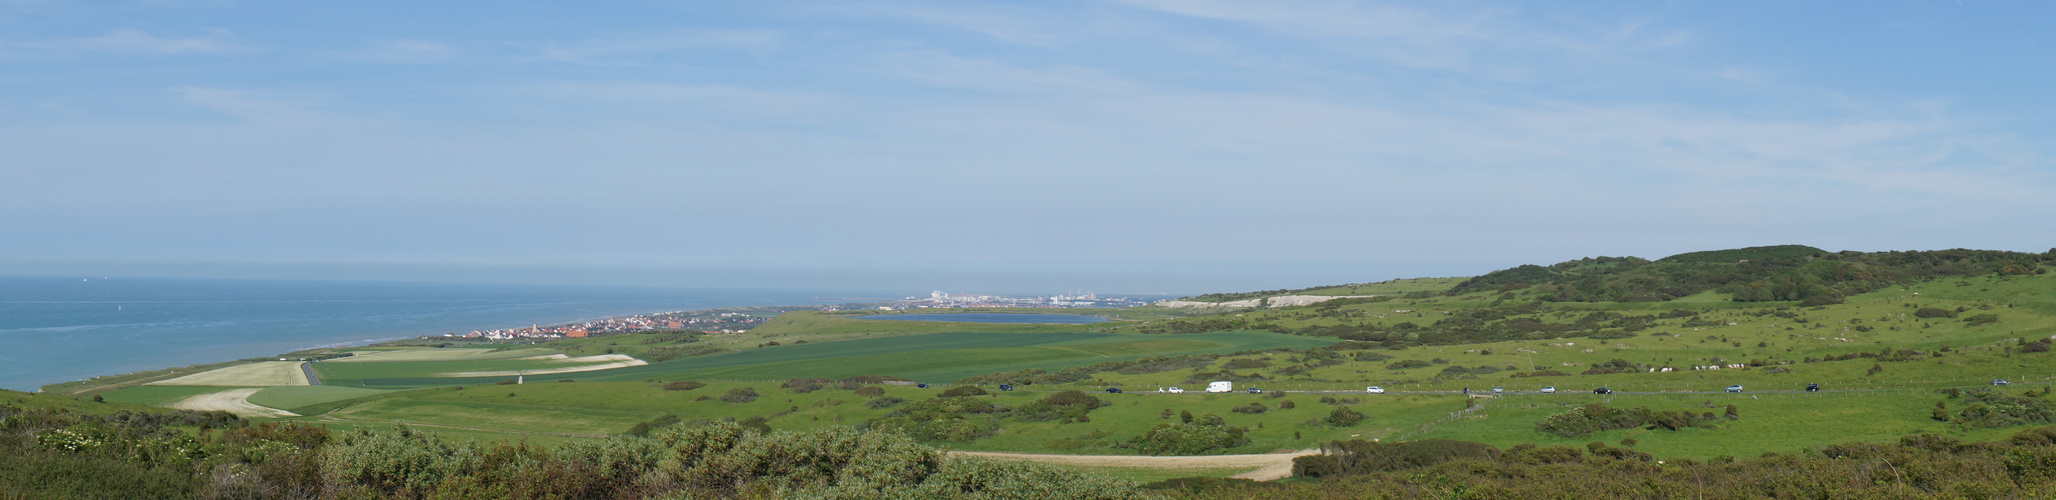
[1535,403,1720,437]
[1127,418,1250,456]
[1293,439,1498,478]
[1174,427,2056,499]
[1951,389,2055,429]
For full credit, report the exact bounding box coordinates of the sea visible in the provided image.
[0,275,884,392]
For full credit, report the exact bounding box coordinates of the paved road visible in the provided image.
[300,362,322,386]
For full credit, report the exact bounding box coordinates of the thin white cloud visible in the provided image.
[4,28,251,55]
[527,29,783,65]
[176,88,339,127]
[321,39,459,63]
[876,51,1143,94]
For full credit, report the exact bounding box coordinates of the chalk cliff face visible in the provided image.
[1154,295,1374,309]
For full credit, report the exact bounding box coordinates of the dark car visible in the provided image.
[916,383,929,389]
[1105,387,1123,394]
[1594,387,1613,394]
[998,384,1014,391]
[1247,388,1264,394]
[1805,383,1820,392]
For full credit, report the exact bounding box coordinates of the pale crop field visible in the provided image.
[324,347,557,363]
[148,361,308,387]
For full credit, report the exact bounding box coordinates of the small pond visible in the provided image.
[851,313,1108,324]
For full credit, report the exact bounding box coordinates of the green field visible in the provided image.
[610,331,1337,384]
[96,385,238,406]
[248,386,391,414]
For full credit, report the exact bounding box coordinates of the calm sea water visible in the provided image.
[853,313,1107,324]
[0,276,874,391]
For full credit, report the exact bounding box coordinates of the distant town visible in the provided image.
[442,290,1156,341]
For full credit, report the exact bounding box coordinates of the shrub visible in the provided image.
[1230,403,1269,415]
[1325,407,1366,427]
[781,378,829,393]
[1014,391,1111,422]
[720,388,760,403]
[662,380,705,391]
[867,398,1010,442]
[1536,403,1717,437]
[1293,439,1498,478]
[1279,400,1296,409]
[2025,339,2054,354]
[854,386,886,396]
[938,386,990,398]
[1964,314,2002,327]
[1385,359,1433,370]
[1954,389,2056,429]
[1220,359,1271,370]
[867,397,909,409]
[1128,423,1250,455]
[1914,307,1957,319]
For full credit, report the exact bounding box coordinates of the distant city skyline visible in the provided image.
[5,1,2052,294]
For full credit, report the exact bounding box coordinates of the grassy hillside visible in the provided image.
[54,245,2056,490]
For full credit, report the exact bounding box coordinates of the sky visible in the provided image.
[3,1,2053,295]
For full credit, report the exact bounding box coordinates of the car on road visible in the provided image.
[998,384,1014,391]
[1166,387,1184,393]
[1805,383,1820,392]
[1105,387,1123,394]
[1993,379,2011,386]
[916,383,929,388]
[1725,385,1744,393]
[1365,386,1386,394]
[1594,387,1612,394]
[1247,388,1264,394]
[1539,386,1556,394]
[1492,387,1503,394]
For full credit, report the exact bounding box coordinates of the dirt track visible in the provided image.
[947,449,1319,481]
[168,388,298,418]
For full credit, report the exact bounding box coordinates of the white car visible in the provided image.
[1365,386,1386,394]
[1539,386,1557,393]
[1166,387,1184,393]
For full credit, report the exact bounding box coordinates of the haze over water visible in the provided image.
[0,276,875,391]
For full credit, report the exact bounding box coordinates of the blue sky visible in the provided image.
[3,1,2052,294]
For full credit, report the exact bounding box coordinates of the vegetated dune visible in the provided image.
[168,388,298,418]
[148,361,308,387]
[438,355,648,377]
[948,449,1319,481]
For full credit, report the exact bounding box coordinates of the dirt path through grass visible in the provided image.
[947,449,1319,481]
[168,388,299,418]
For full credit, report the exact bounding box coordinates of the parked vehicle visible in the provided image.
[1539,386,1556,394]
[1167,387,1185,394]
[1994,379,2011,386]
[1805,383,1820,392]
[1246,388,1264,394]
[998,384,1014,391]
[1206,381,1234,393]
[1594,387,1612,394]
[1725,385,1744,393]
[1366,386,1386,394]
[1105,387,1123,394]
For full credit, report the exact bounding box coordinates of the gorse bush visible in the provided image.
[1194,427,2056,500]
[662,380,705,391]
[719,387,759,403]
[1535,403,1720,437]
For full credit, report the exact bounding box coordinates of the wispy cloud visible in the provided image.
[526,29,783,65]
[3,28,252,56]
[320,39,459,64]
